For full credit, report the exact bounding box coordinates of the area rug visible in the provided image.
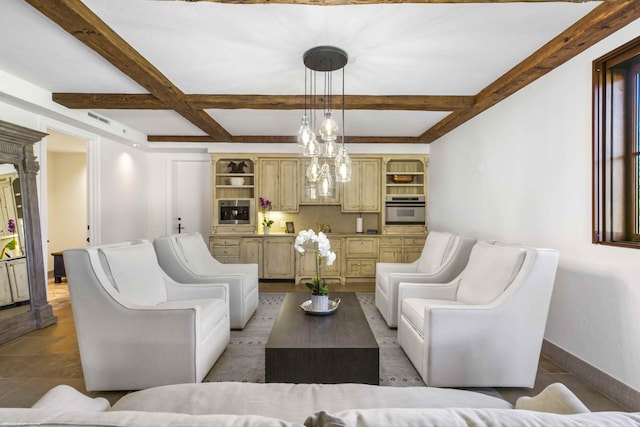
[205,292,424,386]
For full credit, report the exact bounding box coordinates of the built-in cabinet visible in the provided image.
[211,156,256,235]
[258,159,298,212]
[299,159,340,205]
[0,177,18,237]
[262,237,295,279]
[209,153,428,281]
[344,236,379,278]
[341,159,380,213]
[296,236,343,284]
[241,237,263,278]
[378,236,426,263]
[381,156,428,234]
[210,233,427,282]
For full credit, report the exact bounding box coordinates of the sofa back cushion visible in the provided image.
[175,233,219,275]
[456,243,526,305]
[416,231,455,273]
[100,243,167,306]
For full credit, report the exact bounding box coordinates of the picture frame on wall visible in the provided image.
[286,222,295,234]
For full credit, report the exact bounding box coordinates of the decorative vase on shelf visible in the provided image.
[263,226,270,235]
[311,294,329,312]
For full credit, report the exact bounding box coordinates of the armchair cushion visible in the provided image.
[402,298,463,338]
[456,243,525,305]
[100,244,167,306]
[416,232,455,273]
[176,233,221,274]
[159,298,227,331]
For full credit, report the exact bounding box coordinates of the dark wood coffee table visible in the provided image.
[265,292,379,384]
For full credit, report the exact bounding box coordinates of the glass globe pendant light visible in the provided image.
[317,162,333,197]
[306,155,321,182]
[297,115,312,148]
[335,145,351,182]
[297,46,349,192]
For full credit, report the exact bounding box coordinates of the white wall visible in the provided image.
[97,138,150,243]
[429,20,640,392]
[46,151,87,270]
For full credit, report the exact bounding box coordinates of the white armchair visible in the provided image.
[153,232,259,329]
[375,231,476,327]
[63,240,230,391]
[397,241,559,388]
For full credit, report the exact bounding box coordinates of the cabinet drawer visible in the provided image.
[345,238,378,257]
[212,246,241,257]
[403,237,426,247]
[218,256,241,265]
[212,237,241,246]
[379,237,403,247]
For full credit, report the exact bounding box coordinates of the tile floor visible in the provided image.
[0,279,628,411]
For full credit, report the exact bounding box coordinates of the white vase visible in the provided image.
[263,226,270,235]
[311,294,329,312]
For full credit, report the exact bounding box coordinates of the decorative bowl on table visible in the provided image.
[300,298,341,316]
[391,175,414,183]
[229,177,245,186]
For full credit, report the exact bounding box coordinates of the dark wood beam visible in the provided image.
[26,0,231,141]
[147,135,421,143]
[159,0,598,4]
[53,93,475,111]
[420,0,640,143]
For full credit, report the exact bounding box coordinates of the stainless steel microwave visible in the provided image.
[218,200,251,224]
[385,196,426,225]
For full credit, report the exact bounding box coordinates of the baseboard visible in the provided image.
[542,339,640,411]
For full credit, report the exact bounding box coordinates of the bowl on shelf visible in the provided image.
[229,177,245,186]
[391,175,414,183]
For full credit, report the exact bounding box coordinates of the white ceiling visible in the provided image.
[0,0,601,141]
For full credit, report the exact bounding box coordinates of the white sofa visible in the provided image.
[1,382,637,426]
[154,232,259,329]
[398,241,559,388]
[375,231,477,327]
[63,240,230,391]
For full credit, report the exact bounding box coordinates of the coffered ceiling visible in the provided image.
[0,0,638,145]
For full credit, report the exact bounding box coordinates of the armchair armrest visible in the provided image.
[425,301,541,387]
[165,281,229,303]
[376,262,418,276]
[398,278,460,302]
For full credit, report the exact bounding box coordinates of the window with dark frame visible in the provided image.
[593,36,640,248]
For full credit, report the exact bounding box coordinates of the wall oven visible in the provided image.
[218,200,251,224]
[385,196,426,225]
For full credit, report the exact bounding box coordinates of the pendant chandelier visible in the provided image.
[297,46,351,199]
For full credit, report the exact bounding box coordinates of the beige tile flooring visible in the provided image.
[0,279,628,411]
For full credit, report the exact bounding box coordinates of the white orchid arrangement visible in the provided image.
[294,229,336,296]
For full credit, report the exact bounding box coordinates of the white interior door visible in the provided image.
[172,160,211,238]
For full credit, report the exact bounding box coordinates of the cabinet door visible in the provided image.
[0,263,11,305]
[279,160,298,211]
[341,161,361,212]
[341,159,381,212]
[299,160,340,205]
[241,238,263,278]
[359,160,380,212]
[8,258,28,302]
[259,160,280,209]
[259,159,298,212]
[378,246,402,263]
[263,238,295,279]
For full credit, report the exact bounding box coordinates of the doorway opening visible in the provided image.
[46,130,88,278]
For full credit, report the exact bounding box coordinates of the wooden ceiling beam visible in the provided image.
[147,135,421,143]
[26,0,231,141]
[159,0,598,4]
[53,93,475,111]
[419,0,640,143]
